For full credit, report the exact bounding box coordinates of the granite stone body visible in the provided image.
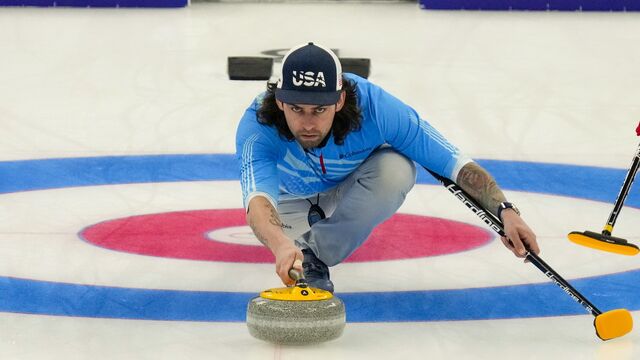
[246,295,346,345]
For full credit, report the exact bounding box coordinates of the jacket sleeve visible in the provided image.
[362,80,472,180]
[235,98,281,210]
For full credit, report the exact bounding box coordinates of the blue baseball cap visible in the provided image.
[275,42,343,105]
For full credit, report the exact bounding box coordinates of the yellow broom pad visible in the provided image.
[568,231,639,256]
[594,309,634,340]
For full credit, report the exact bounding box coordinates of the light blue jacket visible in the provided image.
[236,73,471,209]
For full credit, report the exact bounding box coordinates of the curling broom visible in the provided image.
[427,168,633,341]
[568,121,640,256]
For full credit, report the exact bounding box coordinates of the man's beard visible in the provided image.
[296,132,327,149]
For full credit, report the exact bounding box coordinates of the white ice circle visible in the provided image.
[205,225,259,246]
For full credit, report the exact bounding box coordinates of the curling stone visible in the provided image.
[339,58,371,79]
[227,56,273,81]
[246,261,346,345]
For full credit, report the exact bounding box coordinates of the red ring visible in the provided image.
[80,209,493,263]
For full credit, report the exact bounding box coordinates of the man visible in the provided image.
[236,42,539,293]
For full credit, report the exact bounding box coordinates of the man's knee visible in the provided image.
[372,150,417,195]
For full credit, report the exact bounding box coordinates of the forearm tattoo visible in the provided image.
[247,202,284,247]
[268,207,284,228]
[456,162,506,216]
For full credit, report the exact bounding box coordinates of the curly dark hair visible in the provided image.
[256,77,362,146]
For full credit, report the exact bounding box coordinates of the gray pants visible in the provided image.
[278,148,417,266]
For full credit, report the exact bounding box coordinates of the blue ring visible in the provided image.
[0,155,637,322]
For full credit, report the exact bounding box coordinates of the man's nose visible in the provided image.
[300,114,315,128]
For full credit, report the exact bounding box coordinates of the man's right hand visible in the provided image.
[246,196,304,286]
[273,241,304,286]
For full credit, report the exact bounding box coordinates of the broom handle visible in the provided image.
[603,140,640,236]
[426,168,603,316]
[526,251,601,316]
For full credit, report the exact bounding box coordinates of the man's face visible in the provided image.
[277,92,346,149]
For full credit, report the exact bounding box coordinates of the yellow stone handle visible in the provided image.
[288,259,304,280]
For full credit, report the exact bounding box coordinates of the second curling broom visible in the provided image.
[568,121,640,256]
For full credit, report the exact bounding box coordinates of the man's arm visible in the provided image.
[246,196,303,285]
[456,162,506,217]
[456,162,540,258]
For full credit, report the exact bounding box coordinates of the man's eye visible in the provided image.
[291,106,302,112]
[315,107,326,114]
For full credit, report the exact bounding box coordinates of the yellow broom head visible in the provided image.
[594,309,634,340]
[568,231,639,256]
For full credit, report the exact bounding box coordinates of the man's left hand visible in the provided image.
[500,209,540,259]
